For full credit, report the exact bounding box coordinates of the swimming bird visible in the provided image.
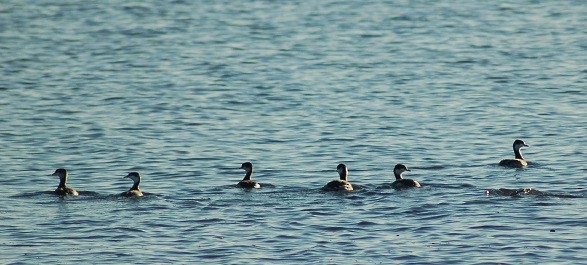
[50,168,79,196]
[499,139,529,168]
[238,162,260,189]
[121,172,144,197]
[391,164,421,189]
[322,163,354,191]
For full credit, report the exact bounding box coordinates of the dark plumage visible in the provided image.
[322,163,354,191]
[238,162,260,189]
[499,139,529,168]
[121,172,143,197]
[51,168,79,196]
[391,164,421,189]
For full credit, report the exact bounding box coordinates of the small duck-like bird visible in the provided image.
[322,163,354,191]
[499,139,529,168]
[121,172,144,197]
[50,168,79,196]
[391,164,421,189]
[238,162,261,189]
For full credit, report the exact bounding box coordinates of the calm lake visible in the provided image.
[1,0,586,264]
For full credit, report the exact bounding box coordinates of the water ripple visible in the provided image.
[1,0,587,264]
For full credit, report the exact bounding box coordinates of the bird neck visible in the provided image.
[242,170,253,181]
[339,172,347,181]
[58,176,67,188]
[394,171,403,180]
[130,180,140,191]
[514,147,524,160]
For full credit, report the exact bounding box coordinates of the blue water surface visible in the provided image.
[1,0,586,264]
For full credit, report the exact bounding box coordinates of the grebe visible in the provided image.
[322,163,354,191]
[50,168,79,196]
[121,172,144,197]
[499,139,529,168]
[391,164,421,189]
[238,162,260,189]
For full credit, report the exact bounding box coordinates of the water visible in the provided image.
[1,0,586,264]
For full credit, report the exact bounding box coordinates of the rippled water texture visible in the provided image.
[1,0,586,264]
